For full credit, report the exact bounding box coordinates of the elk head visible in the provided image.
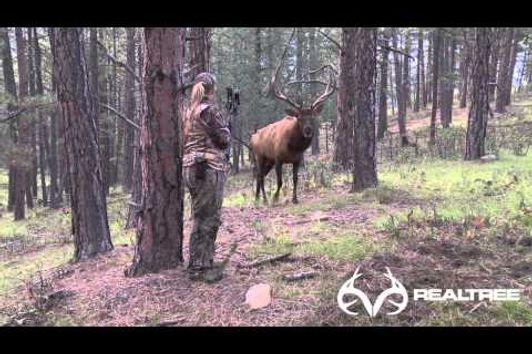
[267,29,336,140]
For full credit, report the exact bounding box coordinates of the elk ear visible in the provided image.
[285,108,300,117]
[313,104,324,114]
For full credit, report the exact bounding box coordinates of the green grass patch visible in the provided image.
[492,301,532,325]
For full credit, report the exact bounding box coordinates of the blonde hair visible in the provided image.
[184,73,216,139]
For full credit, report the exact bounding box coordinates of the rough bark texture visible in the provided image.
[53,28,113,261]
[377,30,390,140]
[495,28,515,113]
[352,28,378,192]
[127,28,185,277]
[333,28,355,170]
[188,27,211,78]
[465,28,491,160]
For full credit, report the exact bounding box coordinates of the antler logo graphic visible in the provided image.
[337,267,408,317]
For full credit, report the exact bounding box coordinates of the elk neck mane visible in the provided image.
[286,116,313,153]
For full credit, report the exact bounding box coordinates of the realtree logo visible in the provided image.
[337,267,521,318]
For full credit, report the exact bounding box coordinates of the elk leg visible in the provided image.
[273,161,283,202]
[292,160,300,204]
[261,161,273,203]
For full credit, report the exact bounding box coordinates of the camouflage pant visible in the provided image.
[184,163,226,270]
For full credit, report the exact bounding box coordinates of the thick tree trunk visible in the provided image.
[377,30,390,140]
[429,29,441,145]
[53,28,113,261]
[333,28,355,170]
[1,28,19,213]
[188,27,211,78]
[127,28,185,277]
[352,28,378,192]
[465,28,491,160]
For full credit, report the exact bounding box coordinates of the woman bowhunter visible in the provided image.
[183,72,231,282]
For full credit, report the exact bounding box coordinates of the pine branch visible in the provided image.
[99,103,140,130]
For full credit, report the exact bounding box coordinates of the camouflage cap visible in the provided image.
[194,72,217,90]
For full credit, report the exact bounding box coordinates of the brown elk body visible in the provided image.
[250,31,336,204]
[250,108,319,204]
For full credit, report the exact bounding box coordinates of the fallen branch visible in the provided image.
[97,40,141,84]
[99,103,140,130]
[282,271,320,282]
[318,30,342,52]
[0,108,27,123]
[237,252,292,269]
[287,217,331,226]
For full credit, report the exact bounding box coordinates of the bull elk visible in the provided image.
[250,38,336,204]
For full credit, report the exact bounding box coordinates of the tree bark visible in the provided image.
[126,28,185,277]
[333,28,355,170]
[427,33,433,104]
[352,28,378,192]
[14,28,32,220]
[495,28,514,113]
[124,28,137,190]
[429,29,441,145]
[53,28,113,261]
[309,27,320,155]
[27,28,38,204]
[459,29,472,108]
[392,29,408,146]
[414,29,422,112]
[99,29,112,195]
[33,28,49,206]
[187,27,211,78]
[403,31,412,110]
[1,28,19,213]
[465,28,491,160]
[47,28,62,208]
[377,29,390,140]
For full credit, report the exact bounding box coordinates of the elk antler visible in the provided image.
[310,66,336,111]
[266,28,301,110]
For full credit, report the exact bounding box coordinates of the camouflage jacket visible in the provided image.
[183,98,231,172]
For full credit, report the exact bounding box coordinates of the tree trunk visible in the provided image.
[33,28,48,207]
[460,29,472,108]
[14,28,32,220]
[99,29,112,195]
[27,28,38,205]
[414,29,422,112]
[126,29,144,229]
[296,28,304,106]
[495,28,514,113]
[403,31,412,109]
[47,28,62,208]
[124,28,137,190]
[377,29,390,140]
[429,29,441,145]
[333,28,355,170]
[352,28,378,192]
[53,28,113,261]
[1,28,19,213]
[309,28,320,155]
[188,27,211,78]
[427,33,433,104]
[126,28,185,277]
[420,29,427,110]
[392,29,408,146]
[465,28,491,160]
[488,28,502,102]
[505,30,521,106]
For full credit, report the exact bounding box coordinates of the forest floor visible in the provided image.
[1,99,532,326]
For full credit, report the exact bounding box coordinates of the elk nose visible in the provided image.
[304,127,313,137]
